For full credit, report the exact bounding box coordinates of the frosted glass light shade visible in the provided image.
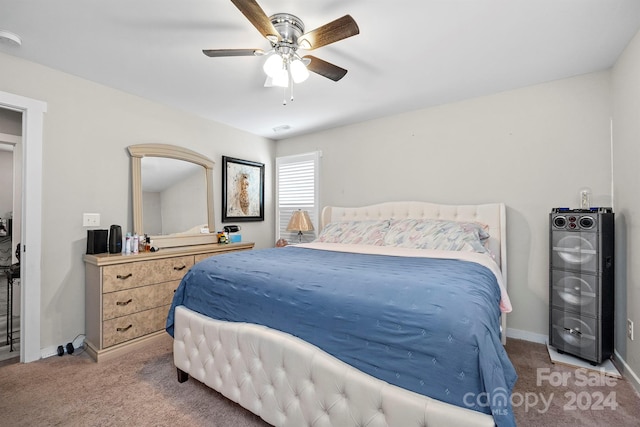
[290,59,309,83]
[272,68,289,88]
[263,54,283,78]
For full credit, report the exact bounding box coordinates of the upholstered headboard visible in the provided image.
[321,200,507,279]
[321,201,508,344]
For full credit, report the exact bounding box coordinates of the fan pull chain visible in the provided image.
[290,80,295,102]
[282,77,295,105]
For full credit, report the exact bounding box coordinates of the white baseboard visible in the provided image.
[40,335,85,359]
[614,350,640,396]
[506,328,548,344]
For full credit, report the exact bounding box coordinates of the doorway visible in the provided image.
[0,90,46,363]
[0,128,21,363]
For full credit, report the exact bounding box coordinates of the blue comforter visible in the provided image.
[166,246,517,426]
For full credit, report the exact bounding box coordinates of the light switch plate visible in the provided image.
[83,213,100,227]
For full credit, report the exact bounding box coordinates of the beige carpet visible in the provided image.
[1,335,639,426]
[505,339,640,426]
[0,334,267,427]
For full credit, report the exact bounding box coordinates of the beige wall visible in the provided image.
[0,51,276,352]
[612,28,640,389]
[277,71,614,344]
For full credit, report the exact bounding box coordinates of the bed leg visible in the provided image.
[177,368,189,383]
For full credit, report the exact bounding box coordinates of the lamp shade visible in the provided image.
[272,68,289,88]
[263,54,283,78]
[290,58,309,83]
[286,210,314,232]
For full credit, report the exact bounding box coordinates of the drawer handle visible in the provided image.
[173,265,186,271]
[116,324,133,332]
[116,299,133,306]
[563,327,582,337]
[116,273,132,280]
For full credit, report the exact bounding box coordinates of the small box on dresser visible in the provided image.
[84,242,254,362]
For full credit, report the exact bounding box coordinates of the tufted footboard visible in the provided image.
[173,306,494,427]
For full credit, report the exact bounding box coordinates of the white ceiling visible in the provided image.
[1,0,639,141]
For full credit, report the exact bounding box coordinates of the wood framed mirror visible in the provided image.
[128,143,216,248]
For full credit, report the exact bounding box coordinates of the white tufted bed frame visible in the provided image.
[173,201,507,427]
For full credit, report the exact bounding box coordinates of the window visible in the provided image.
[276,151,320,243]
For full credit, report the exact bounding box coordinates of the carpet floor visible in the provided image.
[505,339,640,426]
[0,335,639,426]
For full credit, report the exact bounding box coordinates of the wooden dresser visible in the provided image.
[84,242,254,361]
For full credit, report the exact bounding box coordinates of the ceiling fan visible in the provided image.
[203,0,360,102]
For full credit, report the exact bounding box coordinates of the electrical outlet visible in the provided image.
[82,213,100,227]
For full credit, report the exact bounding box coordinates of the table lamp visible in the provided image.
[286,210,314,243]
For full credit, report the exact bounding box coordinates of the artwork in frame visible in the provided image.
[222,156,265,222]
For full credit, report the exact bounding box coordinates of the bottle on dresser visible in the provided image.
[132,233,139,254]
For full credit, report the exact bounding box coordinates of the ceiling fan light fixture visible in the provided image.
[272,68,289,88]
[204,0,360,102]
[290,58,309,83]
[263,53,283,78]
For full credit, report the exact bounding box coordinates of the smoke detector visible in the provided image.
[273,125,291,133]
[0,30,22,47]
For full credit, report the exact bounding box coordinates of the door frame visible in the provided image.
[0,90,46,362]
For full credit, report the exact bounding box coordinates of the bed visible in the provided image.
[167,201,516,427]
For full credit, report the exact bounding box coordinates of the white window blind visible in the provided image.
[276,152,320,243]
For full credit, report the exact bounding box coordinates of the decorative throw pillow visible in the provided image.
[383,218,490,253]
[316,220,390,245]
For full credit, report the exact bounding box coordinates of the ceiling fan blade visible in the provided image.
[297,15,359,50]
[203,48,265,57]
[230,0,281,42]
[303,55,348,81]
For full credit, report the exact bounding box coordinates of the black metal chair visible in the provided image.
[5,244,20,351]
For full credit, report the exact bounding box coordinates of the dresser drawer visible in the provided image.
[102,305,170,348]
[102,280,179,321]
[103,256,194,293]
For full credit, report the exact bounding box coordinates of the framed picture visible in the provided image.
[222,156,265,222]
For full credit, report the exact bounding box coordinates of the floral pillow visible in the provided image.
[316,220,390,245]
[383,218,490,253]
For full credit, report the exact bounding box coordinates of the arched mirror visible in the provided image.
[128,143,216,248]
